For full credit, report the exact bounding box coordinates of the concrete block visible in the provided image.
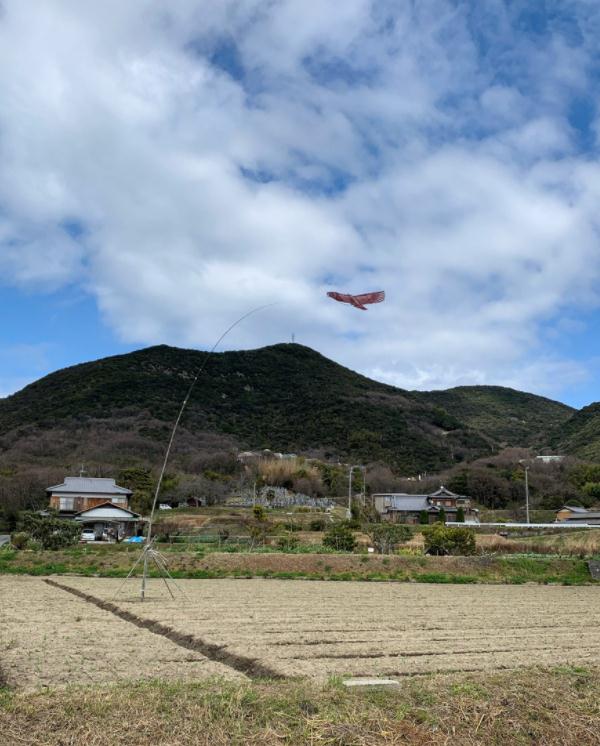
[343,678,399,688]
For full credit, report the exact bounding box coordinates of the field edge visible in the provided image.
[1,666,599,745]
[1,549,598,586]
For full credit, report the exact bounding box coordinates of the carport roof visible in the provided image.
[74,502,141,521]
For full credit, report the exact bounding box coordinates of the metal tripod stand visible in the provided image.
[114,539,185,601]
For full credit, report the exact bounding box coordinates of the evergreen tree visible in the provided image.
[118,467,155,514]
[368,523,411,553]
[423,524,476,556]
[19,511,80,549]
[323,523,356,552]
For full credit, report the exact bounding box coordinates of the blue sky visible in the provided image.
[0,287,135,396]
[2,1,600,408]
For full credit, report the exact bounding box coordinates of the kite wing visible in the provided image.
[354,290,385,306]
[327,290,385,311]
[327,291,354,304]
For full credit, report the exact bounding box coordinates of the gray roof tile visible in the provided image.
[46,477,132,495]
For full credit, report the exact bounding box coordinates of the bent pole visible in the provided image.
[140,303,276,599]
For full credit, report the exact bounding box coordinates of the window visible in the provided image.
[59,497,75,511]
[111,496,127,505]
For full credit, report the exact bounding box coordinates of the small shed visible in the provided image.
[74,502,143,541]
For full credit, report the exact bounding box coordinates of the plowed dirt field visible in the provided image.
[17,576,597,683]
[0,577,244,689]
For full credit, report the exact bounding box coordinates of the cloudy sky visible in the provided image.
[2,1,600,406]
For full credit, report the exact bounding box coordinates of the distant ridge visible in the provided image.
[0,343,574,473]
[549,402,600,461]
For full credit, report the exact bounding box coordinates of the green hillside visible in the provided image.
[549,403,600,461]
[0,343,574,474]
[418,386,573,446]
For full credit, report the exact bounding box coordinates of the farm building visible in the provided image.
[373,486,478,524]
[73,502,143,541]
[555,505,600,525]
[47,477,133,516]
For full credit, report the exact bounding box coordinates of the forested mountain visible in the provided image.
[0,343,575,475]
[548,403,600,462]
[417,386,572,447]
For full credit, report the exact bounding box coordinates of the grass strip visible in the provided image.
[1,549,597,585]
[1,666,599,745]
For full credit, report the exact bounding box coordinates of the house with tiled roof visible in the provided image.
[373,486,478,524]
[555,505,600,525]
[47,477,132,516]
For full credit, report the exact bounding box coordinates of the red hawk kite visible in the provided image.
[327,290,385,310]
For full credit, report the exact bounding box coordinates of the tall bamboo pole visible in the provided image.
[137,303,276,601]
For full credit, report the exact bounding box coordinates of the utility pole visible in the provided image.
[361,466,366,506]
[518,459,532,525]
[347,466,353,519]
[347,465,363,519]
[524,466,530,524]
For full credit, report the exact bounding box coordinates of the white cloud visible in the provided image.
[1,1,600,397]
[369,357,589,398]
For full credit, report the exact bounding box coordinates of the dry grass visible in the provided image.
[1,546,595,584]
[380,528,600,558]
[475,529,600,557]
[257,457,321,486]
[475,536,560,555]
[525,529,600,555]
[155,514,212,530]
[1,667,599,745]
